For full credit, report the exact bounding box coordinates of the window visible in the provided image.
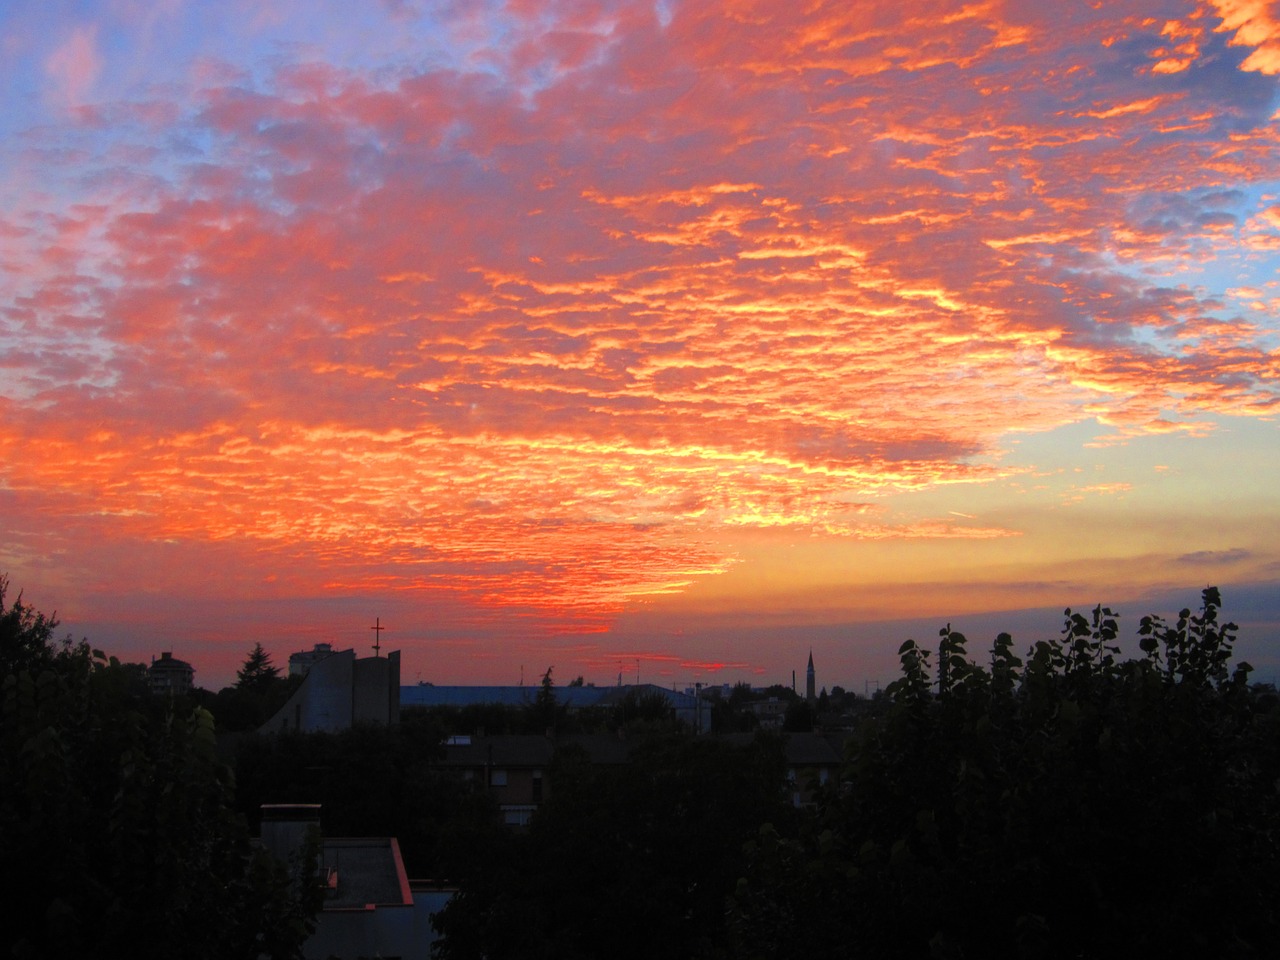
[502,805,536,827]
[490,769,508,786]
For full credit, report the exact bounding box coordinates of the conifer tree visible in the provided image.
[236,641,280,689]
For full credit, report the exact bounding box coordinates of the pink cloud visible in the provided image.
[44,25,103,111]
[3,0,1279,677]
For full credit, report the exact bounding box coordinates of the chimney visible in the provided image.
[260,804,321,864]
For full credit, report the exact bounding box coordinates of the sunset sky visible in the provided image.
[3,0,1279,691]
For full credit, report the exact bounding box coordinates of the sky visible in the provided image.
[2,0,1279,692]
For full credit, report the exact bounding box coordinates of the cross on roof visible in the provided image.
[371,617,385,656]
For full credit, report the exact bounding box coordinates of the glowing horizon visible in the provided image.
[2,0,1278,690]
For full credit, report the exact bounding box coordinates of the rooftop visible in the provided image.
[401,683,701,710]
[320,838,412,911]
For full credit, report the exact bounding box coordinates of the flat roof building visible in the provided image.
[148,651,194,697]
[289,642,335,678]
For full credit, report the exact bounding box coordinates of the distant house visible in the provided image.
[439,734,555,827]
[260,649,400,734]
[721,731,845,807]
[439,729,843,828]
[289,642,336,678]
[749,697,788,729]
[438,733,634,827]
[259,804,444,960]
[780,731,844,807]
[148,651,194,696]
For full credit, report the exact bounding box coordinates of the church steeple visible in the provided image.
[806,650,815,702]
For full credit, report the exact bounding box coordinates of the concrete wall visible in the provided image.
[353,651,400,726]
[260,650,355,734]
[305,904,417,960]
[260,650,401,734]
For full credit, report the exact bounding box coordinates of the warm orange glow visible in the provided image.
[2,0,1278,687]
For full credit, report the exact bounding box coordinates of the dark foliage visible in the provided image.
[608,687,682,734]
[407,686,685,739]
[233,713,505,881]
[205,645,301,732]
[782,698,814,732]
[728,589,1280,959]
[0,577,318,959]
[0,574,61,676]
[433,732,793,960]
[526,666,565,734]
[708,682,763,733]
[237,641,281,689]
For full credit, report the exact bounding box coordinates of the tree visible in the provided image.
[526,666,564,733]
[237,641,281,689]
[728,680,755,707]
[0,578,319,958]
[433,733,793,959]
[710,682,762,732]
[0,573,63,676]
[609,687,682,735]
[782,697,813,732]
[729,588,1280,959]
[212,643,297,732]
[759,683,800,703]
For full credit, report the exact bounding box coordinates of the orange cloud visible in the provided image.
[2,0,1279,679]
[1210,0,1280,72]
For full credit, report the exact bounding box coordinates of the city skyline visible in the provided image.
[2,0,1278,690]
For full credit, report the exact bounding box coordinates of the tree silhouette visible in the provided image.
[0,577,318,958]
[433,732,792,959]
[212,643,296,732]
[728,588,1280,959]
[237,642,281,689]
[526,666,564,733]
[0,573,62,675]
